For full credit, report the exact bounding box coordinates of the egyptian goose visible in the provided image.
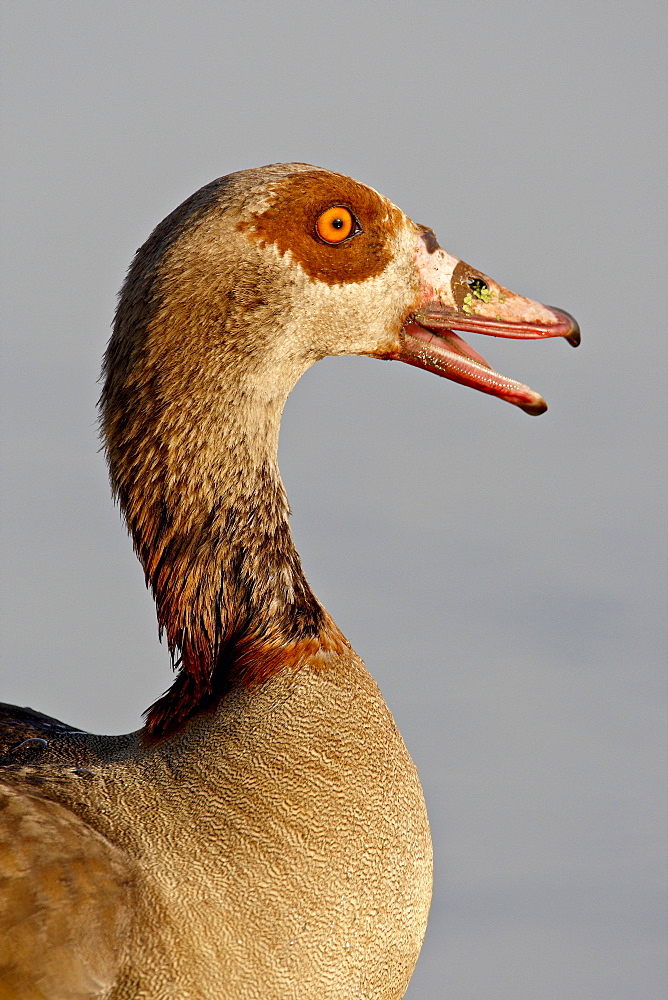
[0,164,578,999]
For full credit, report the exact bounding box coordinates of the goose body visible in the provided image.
[0,164,578,998]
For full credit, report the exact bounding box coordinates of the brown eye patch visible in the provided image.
[315,206,358,244]
[237,170,405,286]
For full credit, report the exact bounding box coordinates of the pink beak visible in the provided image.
[389,229,580,415]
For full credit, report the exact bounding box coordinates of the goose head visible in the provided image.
[101,163,579,737]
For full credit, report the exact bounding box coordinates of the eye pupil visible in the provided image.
[332,218,344,229]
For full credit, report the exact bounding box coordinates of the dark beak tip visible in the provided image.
[548,306,581,348]
[523,397,548,416]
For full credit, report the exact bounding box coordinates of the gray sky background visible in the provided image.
[1,2,665,997]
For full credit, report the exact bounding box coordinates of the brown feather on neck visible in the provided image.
[100,173,347,741]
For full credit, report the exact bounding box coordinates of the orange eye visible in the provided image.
[315,206,357,244]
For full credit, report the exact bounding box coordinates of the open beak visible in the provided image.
[389,230,580,415]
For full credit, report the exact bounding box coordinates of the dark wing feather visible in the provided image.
[0,704,89,765]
